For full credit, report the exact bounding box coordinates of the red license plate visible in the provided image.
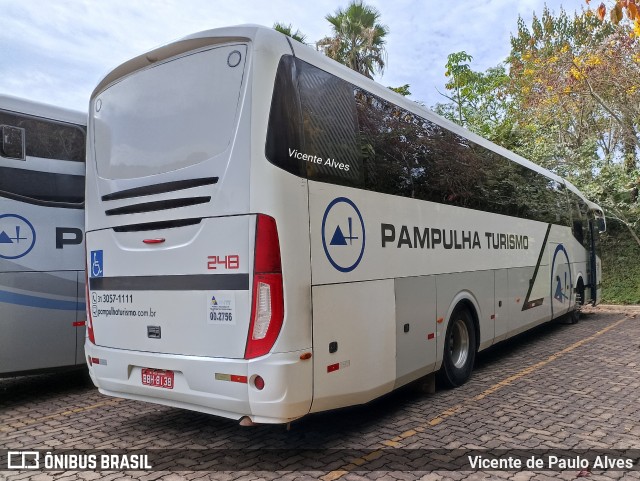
[141,368,174,389]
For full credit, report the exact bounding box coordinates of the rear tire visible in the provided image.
[569,280,585,324]
[438,306,477,388]
[568,309,580,324]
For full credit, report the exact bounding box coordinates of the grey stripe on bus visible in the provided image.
[89,273,250,291]
[0,270,82,298]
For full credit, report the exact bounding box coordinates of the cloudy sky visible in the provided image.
[0,0,588,113]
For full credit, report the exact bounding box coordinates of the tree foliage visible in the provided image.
[436,7,640,242]
[273,22,308,44]
[434,52,513,146]
[316,0,389,79]
[509,7,640,172]
[388,84,411,96]
[589,0,640,28]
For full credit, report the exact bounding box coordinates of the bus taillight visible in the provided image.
[244,215,284,359]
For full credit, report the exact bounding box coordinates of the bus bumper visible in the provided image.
[85,343,313,424]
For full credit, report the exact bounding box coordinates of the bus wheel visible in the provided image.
[569,280,585,324]
[438,307,477,388]
[568,309,580,324]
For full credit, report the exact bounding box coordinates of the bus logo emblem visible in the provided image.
[0,214,36,260]
[550,243,571,317]
[330,217,358,246]
[322,197,365,273]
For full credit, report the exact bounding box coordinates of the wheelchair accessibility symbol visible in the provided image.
[0,214,36,260]
[90,250,103,278]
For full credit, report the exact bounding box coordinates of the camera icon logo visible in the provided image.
[7,451,39,469]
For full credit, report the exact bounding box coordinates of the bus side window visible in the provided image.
[0,166,84,204]
[266,56,305,177]
[1,125,25,160]
[569,195,588,246]
[296,59,363,188]
[0,110,85,163]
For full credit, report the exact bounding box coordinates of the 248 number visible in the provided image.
[207,255,240,270]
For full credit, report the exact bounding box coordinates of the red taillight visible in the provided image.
[244,215,284,359]
[143,238,165,244]
[253,375,265,390]
[253,215,281,273]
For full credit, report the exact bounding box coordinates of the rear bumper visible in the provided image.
[85,342,313,424]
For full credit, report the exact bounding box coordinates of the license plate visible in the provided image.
[141,368,174,389]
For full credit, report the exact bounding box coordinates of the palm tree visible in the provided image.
[273,22,308,44]
[316,0,389,79]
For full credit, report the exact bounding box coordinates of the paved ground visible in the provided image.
[1,305,639,481]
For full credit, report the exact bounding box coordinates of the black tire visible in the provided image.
[568,309,581,324]
[569,280,585,324]
[437,306,477,388]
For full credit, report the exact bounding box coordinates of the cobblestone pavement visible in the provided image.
[1,306,639,481]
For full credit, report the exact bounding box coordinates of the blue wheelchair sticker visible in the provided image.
[90,250,104,278]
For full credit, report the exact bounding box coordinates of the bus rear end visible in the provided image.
[85,26,313,423]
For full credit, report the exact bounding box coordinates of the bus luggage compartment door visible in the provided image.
[310,279,396,413]
[86,215,253,359]
[0,270,79,374]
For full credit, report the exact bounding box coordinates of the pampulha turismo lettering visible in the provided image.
[288,148,350,171]
[381,224,529,250]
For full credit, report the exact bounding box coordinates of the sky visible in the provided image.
[0,0,590,114]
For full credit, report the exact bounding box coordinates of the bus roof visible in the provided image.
[91,24,603,215]
[0,94,86,126]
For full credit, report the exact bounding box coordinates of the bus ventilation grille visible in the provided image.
[102,177,218,201]
[105,197,211,216]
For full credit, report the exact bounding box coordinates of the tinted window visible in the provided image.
[265,56,305,177]
[0,125,25,159]
[266,56,571,226]
[568,192,589,245]
[355,89,513,213]
[0,166,84,205]
[266,56,363,187]
[353,85,569,225]
[297,63,362,187]
[0,110,85,162]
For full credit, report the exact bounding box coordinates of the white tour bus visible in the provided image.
[0,94,86,376]
[84,25,605,424]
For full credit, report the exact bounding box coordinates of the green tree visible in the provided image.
[433,52,514,147]
[508,7,640,174]
[442,51,474,125]
[388,84,411,96]
[273,22,308,44]
[507,7,640,245]
[435,7,640,247]
[316,0,389,78]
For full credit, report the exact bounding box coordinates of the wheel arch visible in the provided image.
[575,275,586,305]
[444,291,481,352]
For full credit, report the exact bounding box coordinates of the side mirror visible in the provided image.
[597,216,606,233]
[1,125,25,160]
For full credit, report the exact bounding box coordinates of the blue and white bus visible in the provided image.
[84,25,605,424]
[0,94,86,376]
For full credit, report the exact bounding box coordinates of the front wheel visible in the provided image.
[438,307,477,388]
